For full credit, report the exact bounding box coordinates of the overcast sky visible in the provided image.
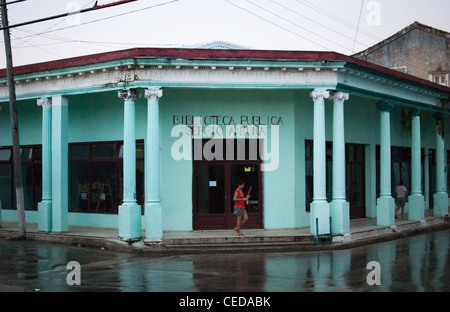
[1,0,450,68]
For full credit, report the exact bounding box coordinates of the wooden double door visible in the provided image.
[193,161,263,230]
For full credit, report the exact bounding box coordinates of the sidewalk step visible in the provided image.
[163,241,317,252]
[162,235,315,248]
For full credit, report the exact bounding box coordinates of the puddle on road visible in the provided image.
[0,230,449,292]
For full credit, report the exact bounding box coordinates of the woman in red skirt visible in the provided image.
[233,179,250,236]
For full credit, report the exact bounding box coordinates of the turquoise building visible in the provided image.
[0,48,449,242]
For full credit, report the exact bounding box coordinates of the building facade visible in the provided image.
[0,48,449,241]
[353,22,450,87]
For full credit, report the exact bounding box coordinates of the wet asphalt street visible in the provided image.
[0,230,449,292]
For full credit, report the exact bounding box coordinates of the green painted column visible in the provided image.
[424,147,430,210]
[309,89,330,235]
[409,109,425,221]
[51,96,68,232]
[365,144,377,218]
[118,89,142,241]
[376,101,395,227]
[144,88,163,242]
[330,91,350,234]
[37,98,52,232]
[433,113,448,216]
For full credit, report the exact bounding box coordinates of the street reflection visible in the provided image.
[0,230,448,292]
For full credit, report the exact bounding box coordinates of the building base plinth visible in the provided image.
[408,194,425,221]
[145,202,163,240]
[310,201,330,235]
[118,203,142,242]
[38,200,52,232]
[377,196,395,227]
[433,192,449,216]
[330,200,350,234]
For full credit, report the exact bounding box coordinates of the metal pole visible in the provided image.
[0,0,137,30]
[1,0,26,238]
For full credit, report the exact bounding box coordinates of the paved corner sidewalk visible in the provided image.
[0,210,449,256]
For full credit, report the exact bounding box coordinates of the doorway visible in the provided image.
[346,144,366,219]
[193,162,263,230]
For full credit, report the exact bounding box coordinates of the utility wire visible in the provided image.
[13,0,97,48]
[225,0,343,52]
[293,0,442,74]
[0,0,138,30]
[296,0,381,41]
[5,0,180,43]
[14,27,183,49]
[271,0,371,49]
[0,0,25,6]
[10,32,63,57]
[287,0,438,75]
[351,0,365,54]
[245,0,353,52]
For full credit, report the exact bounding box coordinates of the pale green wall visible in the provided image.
[159,88,299,231]
[0,99,42,146]
[67,91,147,143]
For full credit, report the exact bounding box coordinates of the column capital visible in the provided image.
[310,90,330,101]
[118,89,141,101]
[330,91,349,103]
[376,101,394,112]
[144,89,163,101]
[411,108,421,117]
[37,97,52,109]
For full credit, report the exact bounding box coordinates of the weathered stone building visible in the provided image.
[354,22,450,87]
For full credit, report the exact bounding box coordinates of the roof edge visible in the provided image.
[1,46,449,94]
[0,48,345,77]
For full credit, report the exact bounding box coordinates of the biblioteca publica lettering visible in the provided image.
[173,115,284,126]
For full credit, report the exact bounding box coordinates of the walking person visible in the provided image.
[395,180,408,219]
[233,179,250,237]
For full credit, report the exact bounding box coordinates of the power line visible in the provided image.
[295,0,381,42]
[292,0,444,76]
[245,0,353,52]
[5,0,180,43]
[1,0,182,63]
[13,0,97,49]
[13,28,182,50]
[271,0,371,50]
[351,0,365,54]
[224,0,344,52]
[0,0,138,30]
[0,0,25,7]
[10,32,63,58]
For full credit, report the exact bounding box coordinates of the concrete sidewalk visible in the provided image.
[0,210,449,256]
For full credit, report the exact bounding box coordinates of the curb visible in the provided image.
[1,218,449,256]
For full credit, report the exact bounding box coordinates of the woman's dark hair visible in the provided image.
[237,179,245,186]
[399,180,404,185]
